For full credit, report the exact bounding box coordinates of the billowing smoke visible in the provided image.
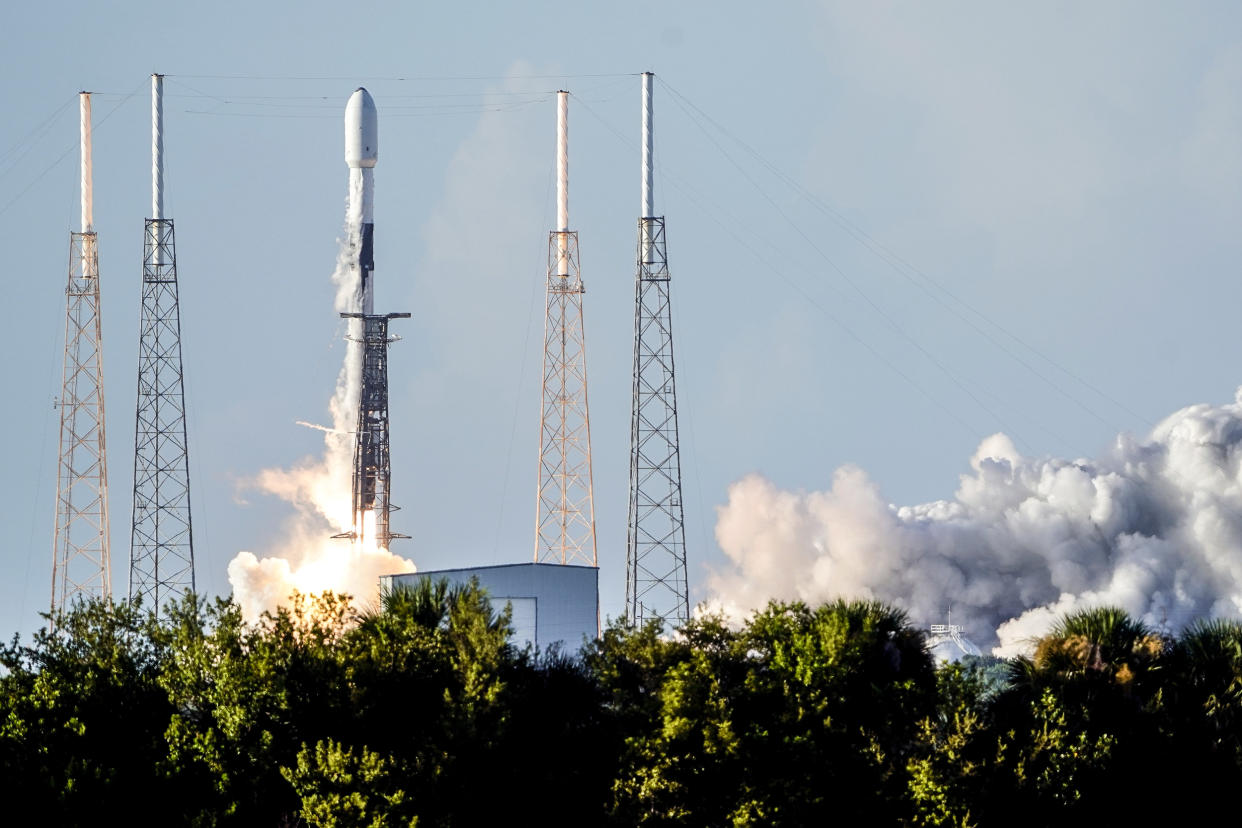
[228,167,414,621]
[708,390,1242,656]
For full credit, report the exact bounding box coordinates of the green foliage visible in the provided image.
[602,600,937,825]
[906,660,993,828]
[0,598,178,819]
[282,739,415,827]
[1169,618,1242,750]
[954,654,1009,698]
[2,591,1242,823]
[1028,606,1167,693]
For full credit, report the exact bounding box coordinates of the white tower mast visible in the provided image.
[52,91,111,613]
[535,91,598,566]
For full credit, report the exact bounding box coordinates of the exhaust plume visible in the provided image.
[228,167,414,622]
[708,390,1242,656]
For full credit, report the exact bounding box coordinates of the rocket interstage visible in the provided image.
[335,87,408,550]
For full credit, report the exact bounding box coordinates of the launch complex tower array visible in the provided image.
[48,72,693,631]
[530,76,692,628]
[51,75,199,616]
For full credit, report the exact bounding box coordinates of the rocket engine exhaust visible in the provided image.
[227,87,413,621]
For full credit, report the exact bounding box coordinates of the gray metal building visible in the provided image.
[381,562,600,655]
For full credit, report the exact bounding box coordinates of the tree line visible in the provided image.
[1,580,1239,826]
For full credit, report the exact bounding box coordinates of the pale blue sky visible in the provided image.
[2,2,1240,640]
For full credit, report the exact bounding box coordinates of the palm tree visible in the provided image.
[355,576,452,631]
[1026,606,1166,694]
[1168,618,1242,757]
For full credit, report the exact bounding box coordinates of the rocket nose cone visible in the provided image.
[345,87,378,168]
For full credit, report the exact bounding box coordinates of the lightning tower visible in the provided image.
[130,73,195,607]
[51,92,111,613]
[335,88,409,550]
[626,73,690,627]
[534,91,597,566]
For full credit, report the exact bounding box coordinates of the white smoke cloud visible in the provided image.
[708,390,1242,657]
[228,167,414,622]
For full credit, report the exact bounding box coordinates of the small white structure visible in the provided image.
[928,621,983,662]
[381,562,599,655]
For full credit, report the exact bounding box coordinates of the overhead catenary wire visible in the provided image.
[492,158,557,558]
[578,90,1114,455]
[181,102,552,120]
[0,79,148,221]
[155,74,633,127]
[656,77,1149,433]
[655,83,1039,453]
[0,95,76,183]
[165,72,639,82]
[571,92,995,444]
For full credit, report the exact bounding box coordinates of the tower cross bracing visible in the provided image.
[626,217,689,626]
[534,230,597,565]
[129,218,195,607]
[53,231,112,611]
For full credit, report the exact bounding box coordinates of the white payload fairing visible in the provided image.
[344,87,378,314]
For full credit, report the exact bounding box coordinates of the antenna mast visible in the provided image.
[534,91,598,566]
[130,73,195,608]
[626,73,690,626]
[51,91,111,613]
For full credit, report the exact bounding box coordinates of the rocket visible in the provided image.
[344,87,378,314]
[337,87,410,548]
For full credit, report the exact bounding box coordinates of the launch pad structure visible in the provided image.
[337,312,410,549]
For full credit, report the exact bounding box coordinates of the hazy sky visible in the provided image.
[2,2,1240,641]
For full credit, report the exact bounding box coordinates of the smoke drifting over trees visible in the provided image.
[709,389,1242,655]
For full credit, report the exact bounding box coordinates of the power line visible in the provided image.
[657,77,1149,432]
[0,79,146,221]
[166,71,639,82]
[572,92,992,443]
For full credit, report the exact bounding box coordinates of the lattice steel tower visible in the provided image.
[51,92,111,614]
[534,91,597,566]
[338,312,410,548]
[130,74,195,607]
[626,74,690,627]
